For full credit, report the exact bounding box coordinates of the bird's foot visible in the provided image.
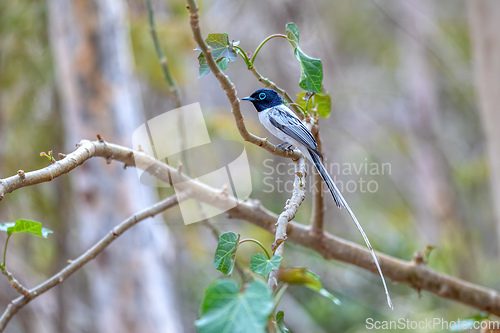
[277,143,294,153]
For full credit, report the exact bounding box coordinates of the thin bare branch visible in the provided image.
[267,157,306,289]
[0,268,30,297]
[0,194,179,331]
[146,0,194,177]
[145,0,181,107]
[144,3,249,282]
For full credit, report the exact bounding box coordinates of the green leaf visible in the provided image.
[313,93,331,118]
[197,33,238,77]
[276,267,341,305]
[217,57,230,71]
[276,311,290,333]
[286,23,323,92]
[213,232,240,275]
[294,49,323,92]
[250,254,282,277]
[195,279,273,333]
[285,23,299,48]
[296,92,332,118]
[198,53,210,77]
[0,219,53,238]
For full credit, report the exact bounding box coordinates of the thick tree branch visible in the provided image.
[185,0,301,160]
[2,140,500,315]
[267,157,306,289]
[228,204,500,315]
[0,194,179,332]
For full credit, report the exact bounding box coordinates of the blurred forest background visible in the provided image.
[1,0,500,332]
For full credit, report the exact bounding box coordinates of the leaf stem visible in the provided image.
[240,238,271,259]
[233,46,252,68]
[3,235,11,268]
[289,103,308,117]
[251,34,287,65]
[272,283,289,312]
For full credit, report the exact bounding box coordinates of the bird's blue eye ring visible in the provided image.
[259,92,266,100]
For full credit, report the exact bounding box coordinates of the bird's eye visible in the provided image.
[259,92,266,100]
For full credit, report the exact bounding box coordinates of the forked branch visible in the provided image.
[0,194,179,331]
[2,140,499,315]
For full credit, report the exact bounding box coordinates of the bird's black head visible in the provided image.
[242,89,283,112]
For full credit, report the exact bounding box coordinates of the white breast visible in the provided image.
[258,107,312,162]
[258,109,289,143]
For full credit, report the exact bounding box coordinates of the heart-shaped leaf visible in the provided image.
[294,49,323,93]
[195,279,273,333]
[286,23,323,93]
[197,33,238,77]
[213,232,240,275]
[250,254,282,277]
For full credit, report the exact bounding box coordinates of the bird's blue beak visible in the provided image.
[242,96,255,101]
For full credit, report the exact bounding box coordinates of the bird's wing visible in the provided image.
[267,106,320,154]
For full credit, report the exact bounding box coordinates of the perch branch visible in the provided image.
[185,0,301,160]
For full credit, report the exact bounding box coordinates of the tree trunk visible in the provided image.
[48,0,182,331]
[396,0,474,277]
[468,0,500,250]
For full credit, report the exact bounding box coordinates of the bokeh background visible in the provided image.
[1,0,499,332]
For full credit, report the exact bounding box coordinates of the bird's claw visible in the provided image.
[277,143,294,153]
